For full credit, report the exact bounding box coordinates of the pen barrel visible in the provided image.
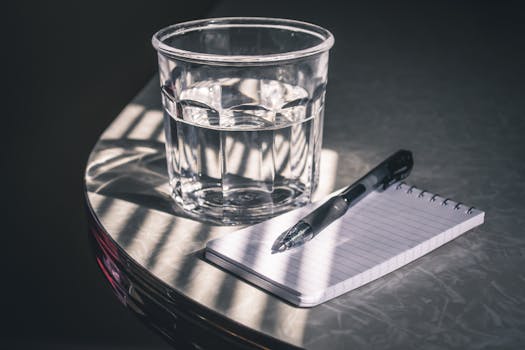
[301,197,349,236]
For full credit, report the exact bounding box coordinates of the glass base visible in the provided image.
[172,185,310,225]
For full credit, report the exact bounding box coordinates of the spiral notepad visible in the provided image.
[205,183,485,307]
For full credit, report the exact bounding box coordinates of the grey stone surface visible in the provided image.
[85,67,525,348]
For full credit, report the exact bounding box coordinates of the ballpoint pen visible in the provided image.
[271,149,414,253]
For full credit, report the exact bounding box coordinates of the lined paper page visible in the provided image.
[206,183,485,306]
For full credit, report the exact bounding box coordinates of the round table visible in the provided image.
[85,76,525,349]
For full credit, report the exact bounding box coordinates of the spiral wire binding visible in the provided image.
[394,182,475,215]
[395,181,406,190]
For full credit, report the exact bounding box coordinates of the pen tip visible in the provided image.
[271,242,287,254]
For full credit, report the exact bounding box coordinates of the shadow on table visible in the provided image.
[85,138,183,218]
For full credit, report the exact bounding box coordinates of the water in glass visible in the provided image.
[162,77,325,224]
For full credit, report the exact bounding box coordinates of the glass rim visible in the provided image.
[152,17,334,64]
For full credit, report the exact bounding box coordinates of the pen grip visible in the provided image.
[301,197,349,236]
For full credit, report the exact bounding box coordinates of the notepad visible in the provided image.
[205,183,485,307]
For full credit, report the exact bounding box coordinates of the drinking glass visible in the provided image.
[152,17,334,224]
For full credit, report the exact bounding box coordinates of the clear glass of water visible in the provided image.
[152,17,334,225]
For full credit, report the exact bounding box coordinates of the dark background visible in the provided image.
[4,1,214,349]
[3,1,525,349]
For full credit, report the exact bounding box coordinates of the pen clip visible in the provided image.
[383,168,409,188]
[382,150,414,189]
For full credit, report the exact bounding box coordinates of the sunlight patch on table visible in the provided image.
[127,110,163,140]
[102,104,145,139]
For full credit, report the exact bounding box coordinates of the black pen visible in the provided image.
[271,150,414,253]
